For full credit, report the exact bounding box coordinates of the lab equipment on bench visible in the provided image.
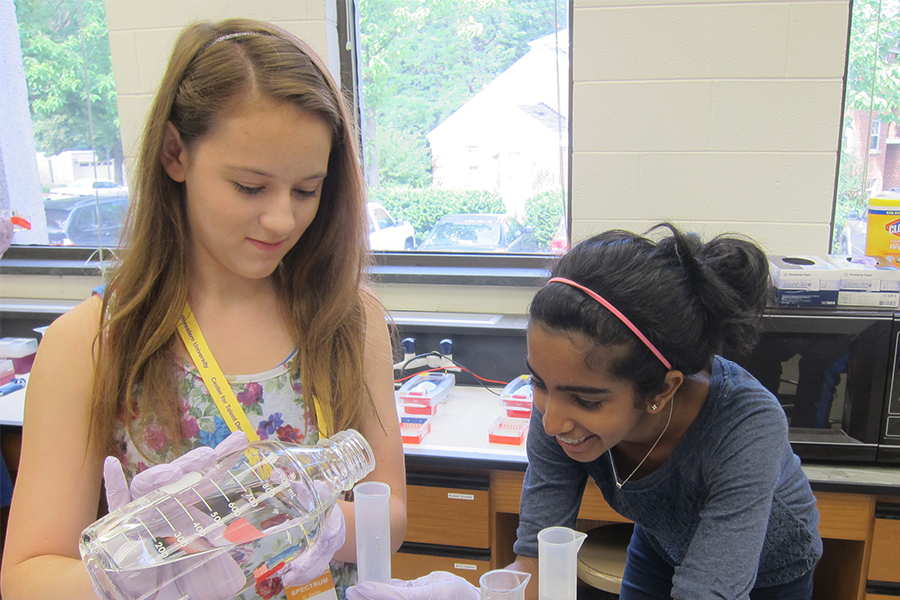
[0,337,38,375]
[396,371,456,415]
[80,429,375,600]
[400,416,432,444]
[488,417,529,445]
[499,375,533,419]
[354,481,392,584]
[0,378,26,396]
[538,527,586,600]
[479,569,531,600]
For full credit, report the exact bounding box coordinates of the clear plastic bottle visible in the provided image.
[80,429,375,600]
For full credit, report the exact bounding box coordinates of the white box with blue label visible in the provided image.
[769,256,842,306]
[825,254,900,292]
[769,256,842,291]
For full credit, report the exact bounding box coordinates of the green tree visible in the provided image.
[358,0,567,188]
[832,0,900,251]
[844,0,900,126]
[524,188,564,252]
[15,0,123,182]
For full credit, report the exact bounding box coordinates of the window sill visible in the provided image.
[1,248,554,286]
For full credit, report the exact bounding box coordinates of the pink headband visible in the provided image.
[547,277,672,370]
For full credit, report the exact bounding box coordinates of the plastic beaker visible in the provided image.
[538,526,587,600]
[354,481,392,583]
[480,569,531,600]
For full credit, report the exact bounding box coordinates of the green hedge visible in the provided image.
[524,189,565,252]
[369,187,505,243]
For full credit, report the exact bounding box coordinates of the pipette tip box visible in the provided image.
[489,417,530,445]
[0,338,38,375]
[0,359,14,387]
[396,372,455,416]
[400,416,432,444]
[499,374,534,419]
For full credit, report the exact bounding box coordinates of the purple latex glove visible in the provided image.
[346,572,480,600]
[281,486,346,586]
[103,430,249,511]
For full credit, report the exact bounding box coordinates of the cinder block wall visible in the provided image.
[100,0,852,313]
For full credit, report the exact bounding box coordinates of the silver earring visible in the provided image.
[650,404,658,411]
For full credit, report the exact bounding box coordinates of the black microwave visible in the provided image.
[725,308,896,464]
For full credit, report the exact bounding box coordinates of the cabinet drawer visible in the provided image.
[406,484,490,549]
[869,504,900,583]
[392,548,491,586]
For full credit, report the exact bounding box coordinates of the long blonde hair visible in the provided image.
[92,19,372,456]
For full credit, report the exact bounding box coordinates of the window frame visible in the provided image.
[1,0,571,290]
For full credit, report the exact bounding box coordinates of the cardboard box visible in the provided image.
[837,290,900,308]
[773,289,839,307]
[769,256,841,292]
[825,254,900,292]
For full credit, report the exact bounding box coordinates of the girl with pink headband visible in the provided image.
[348,223,821,600]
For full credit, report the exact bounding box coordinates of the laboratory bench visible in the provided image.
[3,384,900,598]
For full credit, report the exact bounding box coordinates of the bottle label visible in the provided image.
[285,568,338,600]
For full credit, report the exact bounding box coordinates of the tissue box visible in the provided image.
[837,290,900,308]
[769,256,841,291]
[825,254,900,292]
[772,288,839,307]
[769,256,841,307]
[0,337,39,375]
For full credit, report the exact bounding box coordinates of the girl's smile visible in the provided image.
[527,323,665,464]
[161,94,332,286]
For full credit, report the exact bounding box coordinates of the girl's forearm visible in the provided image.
[1,554,99,600]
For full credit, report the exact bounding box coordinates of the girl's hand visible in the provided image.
[103,431,249,510]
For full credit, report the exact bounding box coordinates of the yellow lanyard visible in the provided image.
[176,303,330,439]
[176,304,260,441]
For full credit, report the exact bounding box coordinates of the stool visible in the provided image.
[577,523,633,597]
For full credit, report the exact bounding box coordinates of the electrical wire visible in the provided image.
[393,352,508,395]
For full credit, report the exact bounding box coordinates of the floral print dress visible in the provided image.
[112,352,357,599]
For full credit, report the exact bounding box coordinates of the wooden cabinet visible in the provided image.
[867,502,900,597]
[397,471,492,584]
[406,482,490,549]
[392,549,491,585]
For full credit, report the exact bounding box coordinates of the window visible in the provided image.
[4,0,570,260]
[350,0,569,254]
[832,0,900,253]
[4,0,124,250]
[870,119,882,152]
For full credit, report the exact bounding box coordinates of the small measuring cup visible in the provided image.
[480,569,531,600]
[538,526,587,600]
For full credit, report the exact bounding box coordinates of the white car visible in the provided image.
[838,209,867,256]
[368,202,416,251]
[47,178,127,200]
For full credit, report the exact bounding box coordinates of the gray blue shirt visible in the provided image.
[514,356,822,599]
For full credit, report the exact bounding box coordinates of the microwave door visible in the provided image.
[727,311,891,464]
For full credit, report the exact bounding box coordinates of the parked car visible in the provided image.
[550,217,568,253]
[368,202,416,251]
[417,214,538,253]
[47,178,127,200]
[46,195,129,246]
[838,209,867,256]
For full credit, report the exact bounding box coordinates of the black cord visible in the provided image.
[394,352,506,396]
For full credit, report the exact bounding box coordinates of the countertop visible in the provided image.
[4,377,900,496]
